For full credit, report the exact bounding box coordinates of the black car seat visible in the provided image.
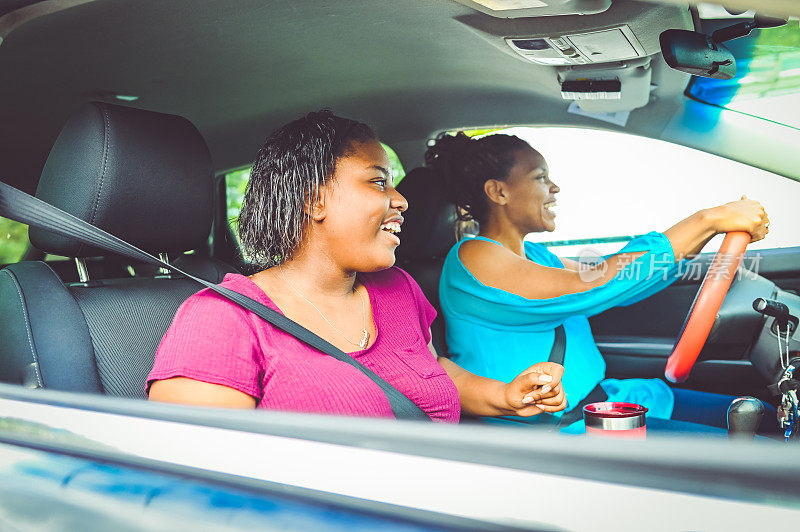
[395,167,458,358]
[0,102,238,397]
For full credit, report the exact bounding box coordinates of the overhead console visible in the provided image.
[454,1,693,113]
[506,25,646,66]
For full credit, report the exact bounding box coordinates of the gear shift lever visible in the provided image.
[727,397,765,439]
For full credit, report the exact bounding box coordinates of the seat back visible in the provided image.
[396,167,458,357]
[0,102,237,397]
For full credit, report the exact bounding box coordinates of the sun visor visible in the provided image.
[557,58,652,113]
[452,0,611,18]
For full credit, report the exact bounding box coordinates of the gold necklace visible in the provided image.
[278,264,370,349]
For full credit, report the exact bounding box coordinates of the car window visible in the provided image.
[225,142,405,241]
[465,126,800,256]
[0,217,28,264]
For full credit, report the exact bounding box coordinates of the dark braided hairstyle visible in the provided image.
[424,132,530,226]
[238,109,376,268]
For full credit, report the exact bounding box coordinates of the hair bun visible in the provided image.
[423,132,530,227]
[424,132,474,169]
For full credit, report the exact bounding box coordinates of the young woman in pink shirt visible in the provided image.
[147,110,566,422]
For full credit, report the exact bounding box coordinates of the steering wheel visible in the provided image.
[664,232,751,383]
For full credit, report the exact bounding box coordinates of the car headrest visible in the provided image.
[395,167,458,262]
[29,102,213,258]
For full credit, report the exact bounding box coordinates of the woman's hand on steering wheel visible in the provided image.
[664,196,771,384]
[502,361,567,417]
[709,196,770,243]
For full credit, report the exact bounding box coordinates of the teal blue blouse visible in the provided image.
[439,232,687,429]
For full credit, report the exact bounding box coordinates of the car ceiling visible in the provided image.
[0,0,753,193]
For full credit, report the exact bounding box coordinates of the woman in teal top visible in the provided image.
[429,132,772,431]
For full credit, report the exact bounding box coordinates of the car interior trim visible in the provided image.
[1,395,799,530]
[0,434,518,532]
[1,383,799,510]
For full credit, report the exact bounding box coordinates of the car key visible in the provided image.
[777,391,799,441]
[777,397,790,427]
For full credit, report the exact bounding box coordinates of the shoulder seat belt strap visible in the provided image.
[548,324,566,365]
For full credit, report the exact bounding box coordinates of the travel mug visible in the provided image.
[584,402,648,439]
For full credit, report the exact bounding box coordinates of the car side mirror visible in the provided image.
[659,29,736,80]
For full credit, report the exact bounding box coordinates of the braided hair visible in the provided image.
[424,132,530,227]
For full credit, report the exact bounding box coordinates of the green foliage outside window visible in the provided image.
[225,167,251,234]
[382,143,405,186]
[459,127,507,137]
[0,217,28,264]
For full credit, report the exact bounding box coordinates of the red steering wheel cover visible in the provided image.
[664,232,751,383]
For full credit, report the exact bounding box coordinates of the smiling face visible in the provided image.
[312,138,408,272]
[496,146,559,233]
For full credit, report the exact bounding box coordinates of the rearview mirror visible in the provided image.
[659,29,736,80]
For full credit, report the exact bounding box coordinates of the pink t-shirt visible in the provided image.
[146,267,460,422]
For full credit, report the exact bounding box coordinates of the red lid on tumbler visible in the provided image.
[583,402,648,418]
[583,402,648,430]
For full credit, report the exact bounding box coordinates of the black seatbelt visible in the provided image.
[556,384,608,428]
[481,326,606,428]
[548,324,566,365]
[0,181,430,421]
[548,324,608,428]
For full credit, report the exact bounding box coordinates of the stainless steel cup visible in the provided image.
[584,402,648,439]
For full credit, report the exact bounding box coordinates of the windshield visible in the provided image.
[688,16,800,129]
